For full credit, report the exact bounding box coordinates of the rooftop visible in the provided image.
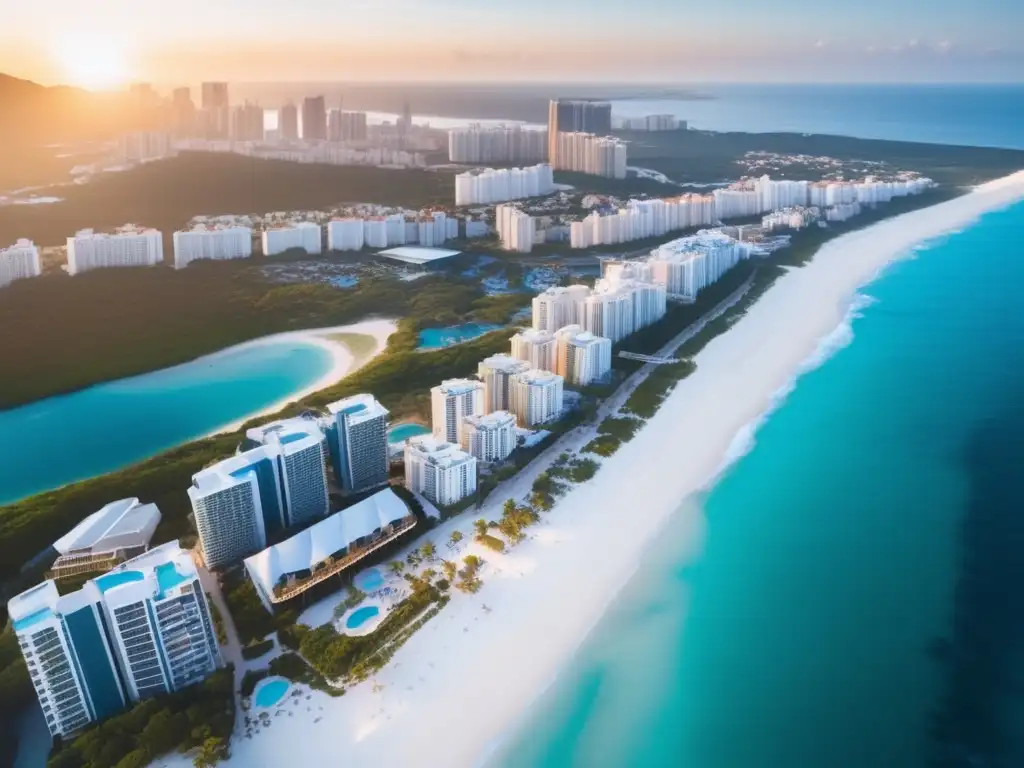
[326,393,388,424]
[479,354,531,374]
[52,498,161,556]
[433,378,484,395]
[376,246,462,265]
[464,410,516,429]
[406,436,476,467]
[516,369,563,386]
[244,488,412,595]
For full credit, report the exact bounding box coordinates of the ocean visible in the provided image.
[614,84,1024,150]
[0,340,332,504]
[497,199,1024,765]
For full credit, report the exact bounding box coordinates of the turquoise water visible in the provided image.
[500,199,1024,767]
[346,605,380,630]
[417,323,501,350]
[94,570,144,593]
[253,678,290,708]
[387,423,431,444]
[353,567,386,592]
[0,340,333,504]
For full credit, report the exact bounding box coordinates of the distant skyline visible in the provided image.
[3,0,1023,89]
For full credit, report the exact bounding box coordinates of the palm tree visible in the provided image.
[473,519,489,537]
[441,560,457,581]
[388,560,405,575]
[420,542,437,561]
[449,530,464,545]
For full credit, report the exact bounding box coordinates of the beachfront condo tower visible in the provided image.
[189,454,271,569]
[509,328,558,372]
[324,394,390,493]
[431,379,485,446]
[7,543,220,741]
[509,369,564,427]
[531,285,590,333]
[555,325,613,386]
[462,411,518,462]
[404,436,478,506]
[477,355,532,413]
[245,418,331,528]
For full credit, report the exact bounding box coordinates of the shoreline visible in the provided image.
[164,172,1024,768]
[208,318,397,435]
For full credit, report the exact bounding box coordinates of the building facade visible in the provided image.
[67,227,163,275]
[555,325,613,386]
[0,239,41,288]
[404,437,478,507]
[302,96,327,141]
[477,354,532,413]
[245,417,331,528]
[173,225,252,269]
[462,411,517,462]
[7,543,220,740]
[261,222,322,256]
[532,285,590,332]
[454,164,554,206]
[510,328,558,372]
[509,369,564,427]
[430,379,485,446]
[188,459,268,569]
[324,394,390,493]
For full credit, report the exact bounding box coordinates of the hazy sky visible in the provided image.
[4,0,1023,87]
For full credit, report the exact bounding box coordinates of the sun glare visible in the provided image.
[53,40,130,90]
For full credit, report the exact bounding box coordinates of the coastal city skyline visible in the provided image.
[3,0,1023,87]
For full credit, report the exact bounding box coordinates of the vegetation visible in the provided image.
[220,570,277,647]
[456,555,485,594]
[206,595,228,646]
[476,534,506,554]
[47,666,234,768]
[0,627,33,768]
[240,639,275,661]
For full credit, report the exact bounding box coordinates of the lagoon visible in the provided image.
[0,340,334,504]
[417,323,501,350]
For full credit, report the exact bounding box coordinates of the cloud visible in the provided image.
[813,39,827,50]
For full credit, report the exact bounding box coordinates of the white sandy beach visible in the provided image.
[160,172,1024,768]
[210,318,397,434]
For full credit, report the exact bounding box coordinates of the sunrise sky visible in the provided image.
[3,0,1022,88]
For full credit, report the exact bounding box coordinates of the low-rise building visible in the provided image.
[0,238,42,288]
[67,226,163,275]
[261,222,322,256]
[49,498,161,581]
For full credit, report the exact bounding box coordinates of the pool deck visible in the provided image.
[337,598,387,637]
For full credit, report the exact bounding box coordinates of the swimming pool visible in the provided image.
[253,677,290,709]
[386,423,431,444]
[354,567,386,592]
[416,323,501,350]
[346,605,380,630]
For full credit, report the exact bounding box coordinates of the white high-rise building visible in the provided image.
[67,226,163,275]
[509,369,564,427]
[462,411,517,462]
[495,204,535,253]
[555,325,612,386]
[261,222,322,256]
[646,230,757,300]
[570,194,717,249]
[477,354,532,413]
[7,543,220,741]
[404,436,478,506]
[531,285,590,332]
[323,394,390,493]
[447,125,548,164]
[554,132,627,179]
[454,164,554,206]
[327,219,365,251]
[509,328,558,372]
[173,225,252,269]
[431,379,485,445]
[245,417,331,528]
[583,286,635,342]
[118,132,174,163]
[1,239,41,288]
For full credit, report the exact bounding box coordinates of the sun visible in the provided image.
[53,39,130,90]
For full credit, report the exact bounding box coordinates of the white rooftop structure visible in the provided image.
[326,393,389,424]
[53,498,161,557]
[244,487,415,609]
[376,245,462,265]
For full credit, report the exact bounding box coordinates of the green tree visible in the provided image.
[441,560,457,581]
[449,530,463,545]
[114,749,151,768]
[388,560,405,575]
[193,737,227,768]
[420,541,437,561]
[473,519,488,537]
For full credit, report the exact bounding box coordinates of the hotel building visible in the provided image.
[67,226,163,275]
[547,99,612,166]
[173,225,252,269]
[448,125,547,164]
[244,488,416,610]
[462,411,517,463]
[646,230,758,301]
[324,394,390,493]
[555,325,612,386]
[553,132,627,179]
[495,204,535,253]
[245,418,331,528]
[1,239,41,288]
[509,369,564,427]
[477,354,532,413]
[404,437,478,507]
[583,286,636,343]
[454,164,554,206]
[532,285,590,333]
[261,222,322,256]
[509,328,558,372]
[7,543,220,740]
[431,379,485,446]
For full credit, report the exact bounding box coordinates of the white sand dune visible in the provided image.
[159,173,1024,768]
